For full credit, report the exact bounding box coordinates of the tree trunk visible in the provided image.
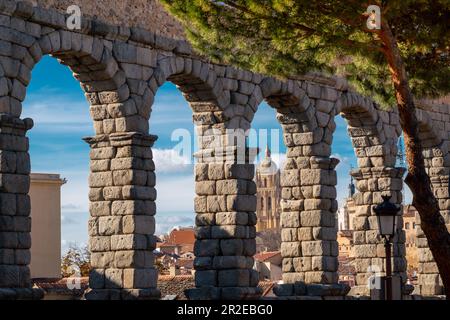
[379,20,450,299]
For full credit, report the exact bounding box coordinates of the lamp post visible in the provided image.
[373,195,401,300]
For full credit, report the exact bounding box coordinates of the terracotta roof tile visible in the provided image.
[254,251,280,262]
[32,277,89,297]
[158,275,277,299]
[168,228,195,246]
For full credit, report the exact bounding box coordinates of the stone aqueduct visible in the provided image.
[0,0,449,299]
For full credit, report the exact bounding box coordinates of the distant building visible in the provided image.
[337,230,354,257]
[403,205,418,248]
[403,205,419,272]
[156,227,196,273]
[157,243,184,256]
[180,251,195,260]
[157,227,195,255]
[254,251,282,281]
[255,146,281,232]
[337,175,356,231]
[29,173,66,279]
[167,227,195,246]
[338,256,356,287]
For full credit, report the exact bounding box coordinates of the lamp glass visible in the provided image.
[377,214,396,236]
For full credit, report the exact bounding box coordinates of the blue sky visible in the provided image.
[23,56,408,252]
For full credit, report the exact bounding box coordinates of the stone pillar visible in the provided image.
[84,132,160,300]
[186,146,261,300]
[349,167,407,297]
[0,114,43,299]
[415,173,448,296]
[280,156,340,285]
[274,155,349,299]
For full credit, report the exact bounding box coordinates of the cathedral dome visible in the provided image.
[257,146,278,174]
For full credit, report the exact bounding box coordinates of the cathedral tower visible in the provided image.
[255,146,281,232]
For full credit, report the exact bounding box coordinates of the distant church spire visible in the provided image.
[265,145,271,158]
[348,165,355,197]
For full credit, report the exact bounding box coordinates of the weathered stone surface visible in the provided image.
[123,268,157,289]
[1,3,445,300]
[218,269,249,287]
[281,242,301,257]
[273,283,294,296]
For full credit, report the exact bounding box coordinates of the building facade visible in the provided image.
[403,205,419,273]
[29,173,66,279]
[337,175,356,231]
[403,205,418,248]
[255,147,281,232]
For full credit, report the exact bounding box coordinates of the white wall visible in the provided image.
[29,173,65,279]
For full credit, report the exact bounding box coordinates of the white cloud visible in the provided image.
[271,153,287,169]
[153,148,193,174]
[62,203,81,210]
[61,214,77,225]
[331,153,352,168]
[23,94,90,124]
[60,172,90,213]
[156,174,195,212]
[155,214,195,236]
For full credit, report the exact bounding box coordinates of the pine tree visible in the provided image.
[161,0,450,297]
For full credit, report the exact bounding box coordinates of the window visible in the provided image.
[405,222,410,230]
[268,197,272,210]
[413,222,416,229]
[261,198,264,210]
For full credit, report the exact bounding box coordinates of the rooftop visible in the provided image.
[254,251,281,262]
[168,228,195,246]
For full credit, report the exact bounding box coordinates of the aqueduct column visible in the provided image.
[350,166,407,296]
[414,173,447,295]
[415,143,450,295]
[84,132,160,300]
[336,94,408,297]
[272,82,349,298]
[0,115,42,299]
[280,154,341,286]
[412,106,450,296]
[188,123,261,299]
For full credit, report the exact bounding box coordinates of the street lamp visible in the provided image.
[373,195,401,300]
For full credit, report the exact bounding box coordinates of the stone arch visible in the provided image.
[145,58,263,300]
[0,18,162,298]
[3,30,134,134]
[250,77,316,131]
[245,77,348,296]
[414,106,450,296]
[335,90,407,296]
[416,108,444,149]
[338,91,399,168]
[151,56,226,108]
[147,56,238,152]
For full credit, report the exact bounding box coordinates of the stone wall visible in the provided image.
[31,0,185,39]
[0,0,449,300]
[414,102,450,296]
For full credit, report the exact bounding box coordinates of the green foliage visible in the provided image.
[61,243,91,278]
[161,0,450,106]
